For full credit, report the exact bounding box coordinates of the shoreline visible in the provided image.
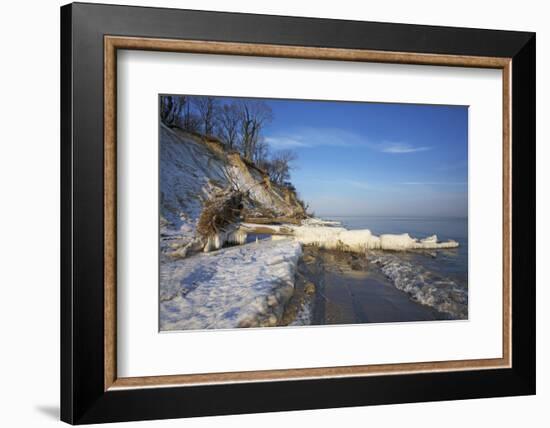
[282,246,449,327]
[160,216,466,331]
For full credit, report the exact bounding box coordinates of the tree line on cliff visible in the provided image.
[160,95,297,187]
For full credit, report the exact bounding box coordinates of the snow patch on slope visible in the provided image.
[160,125,228,249]
[160,124,303,256]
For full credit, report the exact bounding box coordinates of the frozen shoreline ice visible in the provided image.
[369,252,468,319]
[241,222,459,253]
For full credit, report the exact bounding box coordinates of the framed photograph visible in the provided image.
[61,2,535,424]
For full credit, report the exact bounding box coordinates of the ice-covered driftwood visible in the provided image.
[173,219,458,257]
[240,222,458,253]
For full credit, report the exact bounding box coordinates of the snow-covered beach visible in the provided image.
[160,215,467,330]
[161,239,302,330]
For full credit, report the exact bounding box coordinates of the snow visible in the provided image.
[160,125,228,251]
[160,239,302,331]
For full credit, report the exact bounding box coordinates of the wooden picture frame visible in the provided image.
[61,2,535,424]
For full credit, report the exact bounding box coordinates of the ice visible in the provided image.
[292,226,381,252]
[241,222,458,253]
[160,239,302,331]
[370,253,468,319]
[300,217,342,227]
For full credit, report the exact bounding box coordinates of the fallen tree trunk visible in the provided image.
[243,216,303,225]
[240,223,294,235]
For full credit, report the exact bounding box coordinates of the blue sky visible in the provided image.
[264,100,468,217]
[232,97,467,218]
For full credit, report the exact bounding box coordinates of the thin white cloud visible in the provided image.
[401,181,467,185]
[264,136,311,148]
[265,128,431,154]
[265,128,360,149]
[379,142,432,154]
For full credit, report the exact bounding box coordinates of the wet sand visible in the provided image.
[285,247,447,326]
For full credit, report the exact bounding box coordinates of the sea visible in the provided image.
[326,216,469,319]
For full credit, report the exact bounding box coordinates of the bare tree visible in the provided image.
[192,96,219,136]
[181,99,201,133]
[160,95,186,127]
[253,137,270,166]
[267,150,297,184]
[218,102,241,150]
[238,100,273,160]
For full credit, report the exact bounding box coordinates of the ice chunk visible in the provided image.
[379,233,417,250]
[243,221,458,253]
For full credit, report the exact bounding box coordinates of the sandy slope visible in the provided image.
[160,124,303,255]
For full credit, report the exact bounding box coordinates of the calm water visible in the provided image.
[326,216,469,318]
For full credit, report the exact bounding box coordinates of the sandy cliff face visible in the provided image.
[159,124,304,254]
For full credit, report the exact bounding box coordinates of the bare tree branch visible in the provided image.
[192,96,220,136]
